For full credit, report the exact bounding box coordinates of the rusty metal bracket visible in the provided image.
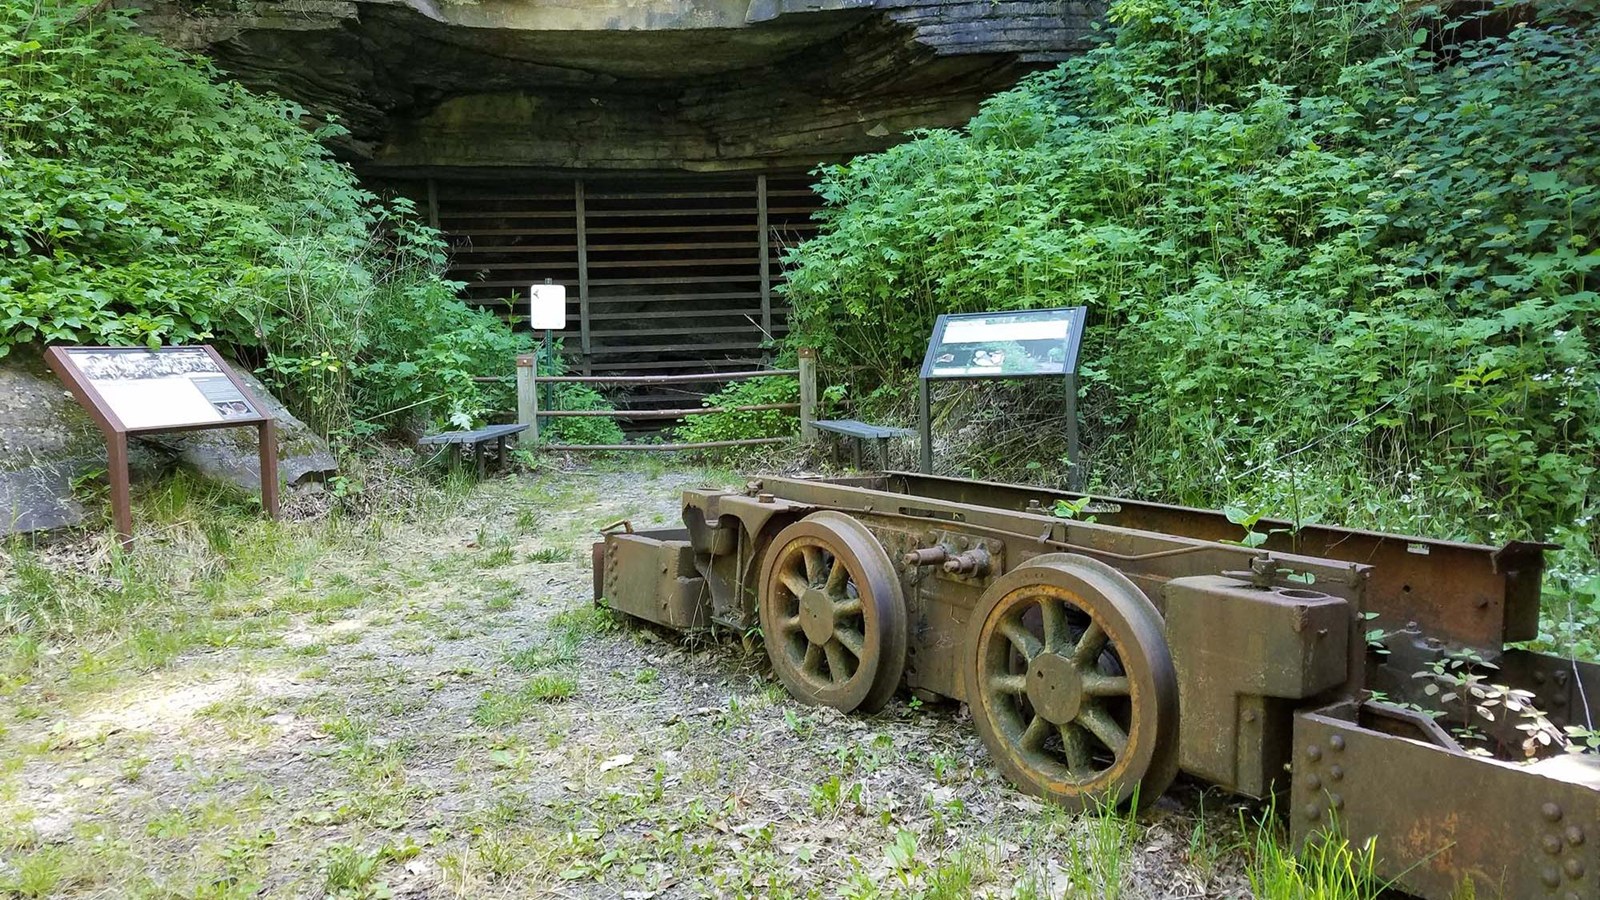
[600,519,634,535]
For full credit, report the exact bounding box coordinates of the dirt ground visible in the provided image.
[0,461,1261,899]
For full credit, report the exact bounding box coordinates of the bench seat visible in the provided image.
[812,419,914,470]
[419,423,528,476]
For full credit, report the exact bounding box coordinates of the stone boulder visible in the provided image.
[0,347,336,536]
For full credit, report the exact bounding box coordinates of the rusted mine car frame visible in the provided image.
[594,472,1599,900]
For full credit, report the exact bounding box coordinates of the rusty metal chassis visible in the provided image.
[599,471,1599,899]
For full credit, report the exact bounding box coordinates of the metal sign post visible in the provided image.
[916,307,1088,488]
[44,345,280,549]
[530,279,568,436]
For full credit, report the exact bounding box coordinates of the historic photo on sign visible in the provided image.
[64,347,259,430]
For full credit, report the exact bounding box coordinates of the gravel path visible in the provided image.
[0,462,1254,899]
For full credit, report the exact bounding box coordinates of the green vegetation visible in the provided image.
[0,0,578,436]
[783,0,1598,643]
[674,373,801,445]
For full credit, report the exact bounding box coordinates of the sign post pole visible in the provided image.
[918,378,933,474]
[259,419,281,520]
[1064,371,1082,491]
[108,431,134,550]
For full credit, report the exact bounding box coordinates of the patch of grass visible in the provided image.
[195,696,276,742]
[528,547,568,564]
[1060,802,1142,899]
[1246,810,1383,900]
[321,840,420,898]
[0,845,77,898]
[472,675,578,727]
[506,639,577,672]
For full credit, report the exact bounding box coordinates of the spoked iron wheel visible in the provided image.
[965,553,1178,810]
[758,512,907,713]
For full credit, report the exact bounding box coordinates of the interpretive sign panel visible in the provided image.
[43,345,279,548]
[920,307,1086,379]
[57,347,264,431]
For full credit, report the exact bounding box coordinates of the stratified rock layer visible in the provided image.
[135,0,1104,171]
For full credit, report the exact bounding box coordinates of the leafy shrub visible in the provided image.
[674,375,800,445]
[0,0,529,435]
[782,0,1599,546]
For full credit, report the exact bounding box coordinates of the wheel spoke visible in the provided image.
[1040,598,1068,652]
[777,614,803,634]
[1059,723,1094,775]
[833,596,862,618]
[1020,714,1051,752]
[836,626,865,658]
[1082,674,1129,697]
[989,673,1027,695]
[826,558,849,595]
[801,547,822,584]
[1078,703,1128,758]
[1072,621,1107,667]
[999,619,1043,659]
[823,639,851,684]
[803,642,824,677]
[780,571,810,598]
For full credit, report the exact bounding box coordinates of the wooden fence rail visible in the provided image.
[515,352,816,451]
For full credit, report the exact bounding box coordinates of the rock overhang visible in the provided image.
[137,0,1103,169]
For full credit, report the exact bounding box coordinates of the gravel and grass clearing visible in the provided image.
[0,459,1364,898]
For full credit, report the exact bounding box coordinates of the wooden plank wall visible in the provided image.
[429,172,820,420]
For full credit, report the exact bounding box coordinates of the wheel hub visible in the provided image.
[800,587,835,645]
[1026,651,1084,724]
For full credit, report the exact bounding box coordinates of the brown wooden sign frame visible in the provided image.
[43,345,280,548]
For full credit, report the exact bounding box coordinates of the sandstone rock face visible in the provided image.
[0,347,335,536]
[136,0,1105,171]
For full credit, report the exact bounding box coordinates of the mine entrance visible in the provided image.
[392,171,822,422]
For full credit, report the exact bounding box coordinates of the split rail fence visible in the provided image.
[512,349,819,452]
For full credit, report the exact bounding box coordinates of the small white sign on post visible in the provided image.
[530,283,567,330]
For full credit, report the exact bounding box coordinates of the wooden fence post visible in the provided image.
[516,354,539,446]
[798,347,817,442]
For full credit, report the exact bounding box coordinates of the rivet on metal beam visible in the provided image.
[1328,735,1345,752]
[1307,745,1322,761]
[1543,802,1564,822]
[1565,826,1584,846]
[1328,764,1343,782]
[1542,834,1563,855]
[1303,802,1321,821]
[1541,866,1561,888]
[1562,858,1584,879]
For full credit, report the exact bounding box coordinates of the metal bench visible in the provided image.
[418,423,529,477]
[812,419,915,470]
